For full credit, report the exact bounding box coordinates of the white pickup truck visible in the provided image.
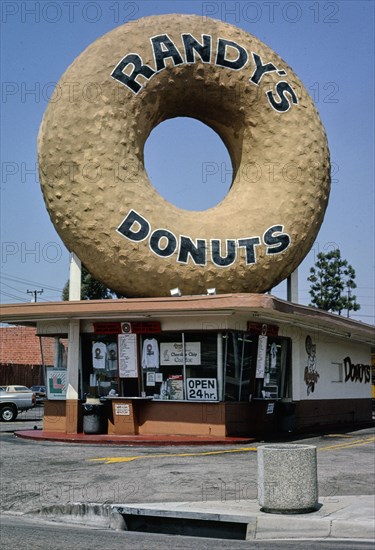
[0,385,36,421]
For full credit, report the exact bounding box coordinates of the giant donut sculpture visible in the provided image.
[38,14,330,297]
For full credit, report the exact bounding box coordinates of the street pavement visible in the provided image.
[2,515,374,550]
[0,409,374,542]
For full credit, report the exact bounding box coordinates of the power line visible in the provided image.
[1,273,63,293]
[0,290,62,304]
[2,275,62,293]
[0,282,61,302]
[1,281,29,294]
[0,282,61,299]
[0,291,27,302]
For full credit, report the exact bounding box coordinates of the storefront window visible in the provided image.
[81,329,291,403]
[253,336,291,400]
[224,332,257,401]
[140,332,218,401]
[81,335,121,397]
[141,332,182,400]
[224,333,291,402]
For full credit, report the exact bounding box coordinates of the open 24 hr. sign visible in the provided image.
[187,378,217,401]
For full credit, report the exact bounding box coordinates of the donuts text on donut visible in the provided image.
[117,209,291,268]
[111,33,298,112]
[38,14,330,296]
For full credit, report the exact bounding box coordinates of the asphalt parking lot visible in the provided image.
[1,408,374,517]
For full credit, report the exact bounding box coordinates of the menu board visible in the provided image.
[256,335,268,378]
[118,334,138,378]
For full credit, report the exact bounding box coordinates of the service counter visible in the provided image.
[105,397,227,436]
[106,396,153,435]
[43,398,281,437]
[105,398,281,437]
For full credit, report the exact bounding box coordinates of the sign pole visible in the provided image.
[182,333,187,400]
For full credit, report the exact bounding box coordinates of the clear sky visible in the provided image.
[1,1,374,324]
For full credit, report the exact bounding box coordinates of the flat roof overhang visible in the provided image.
[1,294,374,346]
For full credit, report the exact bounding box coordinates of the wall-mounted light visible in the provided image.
[170,288,182,297]
[206,288,216,295]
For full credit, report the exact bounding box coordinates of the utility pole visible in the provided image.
[27,289,43,302]
[346,285,352,318]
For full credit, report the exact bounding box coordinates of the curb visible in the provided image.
[31,503,123,530]
[32,499,375,541]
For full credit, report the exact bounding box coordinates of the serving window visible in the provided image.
[81,334,123,398]
[81,328,291,403]
[140,332,218,401]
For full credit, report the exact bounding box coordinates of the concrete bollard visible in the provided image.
[258,444,319,514]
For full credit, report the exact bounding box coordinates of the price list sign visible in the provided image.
[118,334,138,378]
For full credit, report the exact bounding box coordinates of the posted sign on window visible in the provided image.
[160,342,201,366]
[118,333,138,378]
[187,378,217,401]
[256,335,268,378]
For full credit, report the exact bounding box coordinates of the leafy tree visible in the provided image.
[62,266,124,300]
[308,249,360,316]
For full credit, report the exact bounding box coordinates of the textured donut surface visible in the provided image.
[38,14,330,297]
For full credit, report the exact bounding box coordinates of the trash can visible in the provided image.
[258,444,319,514]
[83,400,107,434]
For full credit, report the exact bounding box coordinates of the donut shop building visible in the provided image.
[1,294,373,438]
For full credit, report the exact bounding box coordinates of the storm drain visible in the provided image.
[40,503,255,540]
[116,508,255,540]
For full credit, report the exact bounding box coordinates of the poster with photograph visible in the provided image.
[46,369,67,400]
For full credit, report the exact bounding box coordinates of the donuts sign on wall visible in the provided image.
[38,15,330,297]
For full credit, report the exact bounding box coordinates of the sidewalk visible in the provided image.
[15,429,255,446]
[36,495,375,541]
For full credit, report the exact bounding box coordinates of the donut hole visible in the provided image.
[144,117,233,211]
